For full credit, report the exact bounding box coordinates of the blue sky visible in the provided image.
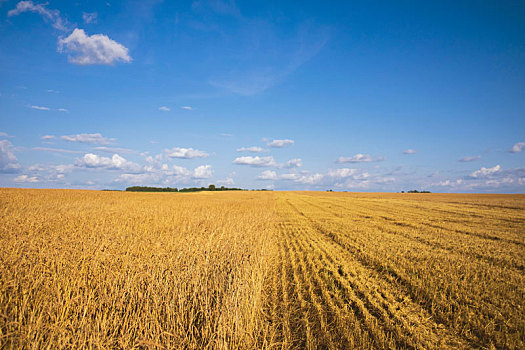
[0,0,524,192]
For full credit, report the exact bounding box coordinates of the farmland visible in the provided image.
[1,189,524,349]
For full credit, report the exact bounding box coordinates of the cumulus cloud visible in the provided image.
[336,153,382,163]
[459,155,481,162]
[8,1,69,31]
[267,139,294,148]
[159,106,170,111]
[31,105,50,110]
[61,133,115,145]
[233,156,277,167]
[58,28,131,65]
[286,158,302,168]
[509,142,525,153]
[75,153,141,172]
[14,174,39,183]
[193,165,213,179]
[236,146,265,153]
[403,149,417,154]
[82,12,97,24]
[258,170,278,180]
[470,165,501,178]
[165,147,209,159]
[0,140,21,173]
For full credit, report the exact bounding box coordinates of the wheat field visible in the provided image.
[1,189,524,349]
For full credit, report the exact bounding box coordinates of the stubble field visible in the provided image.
[1,189,524,349]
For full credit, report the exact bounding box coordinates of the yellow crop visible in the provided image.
[1,189,524,349]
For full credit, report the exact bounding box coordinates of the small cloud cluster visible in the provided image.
[164,147,208,159]
[236,146,265,153]
[233,156,277,167]
[61,133,115,145]
[267,139,294,148]
[75,153,141,173]
[30,105,67,112]
[336,153,384,164]
[403,149,417,155]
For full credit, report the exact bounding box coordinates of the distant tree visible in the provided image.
[209,184,216,191]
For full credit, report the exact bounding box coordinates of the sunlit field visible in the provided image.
[1,189,524,349]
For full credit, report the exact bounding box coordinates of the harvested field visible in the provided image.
[1,189,524,349]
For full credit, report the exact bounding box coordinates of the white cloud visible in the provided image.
[57,108,68,112]
[217,176,235,186]
[193,165,213,179]
[294,173,324,185]
[336,154,374,163]
[75,153,141,172]
[258,170,278,180]
[165,147,209,159]
[82,12,97,24]
[286,158,302,168]
[0,140,21,173]
[14,175,39,183]
[267,139,294,148]
[470,165,501,178]
[31,105,50,110]
[327,168,360,178]
[61,133,115,145]
[181,106,193,110]
[236,146,265,153]
[0,132,14,138]
[41,135,55,140]
[8,1,68,31]
[403,149,417,155]
[159,106,170,111]
[459,155,481,162]
[58,28,131,65]
[509,142,525,153]
[233,156,277,167]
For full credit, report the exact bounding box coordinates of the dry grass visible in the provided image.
[1,189,524,349]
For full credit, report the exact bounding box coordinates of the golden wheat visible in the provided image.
[1,189,524,349]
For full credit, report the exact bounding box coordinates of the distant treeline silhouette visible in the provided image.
[126,185,244,192]
[401,190,431,193]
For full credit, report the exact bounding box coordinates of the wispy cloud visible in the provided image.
[30,105,50,110]
[58,29,131,65]
[8,1,69,31]
[93,146,136,154]
[459,155,481,162]
[33,147,82,154]
[403,149,417,154]
[40,135,55,140]
[57,108,68,112]
[159,106,170,111]
[82,12,98,24]
[267,139,294,148]
[61,133,115,145]
[181,106,193,110]
[0,132,14,138]
[164,147,208,159]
